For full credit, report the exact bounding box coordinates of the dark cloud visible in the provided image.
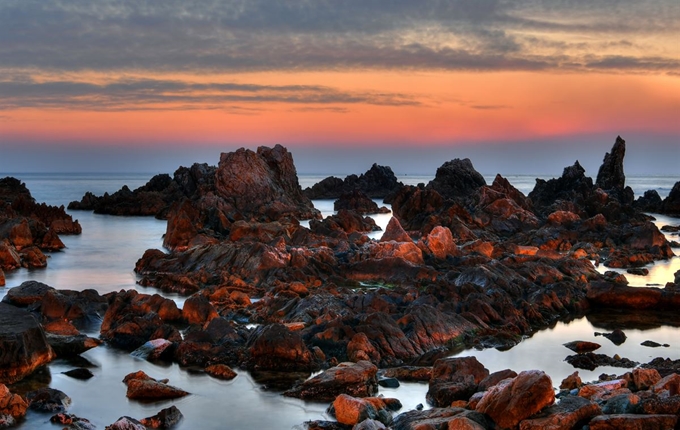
[0,77,420,111]
[0,0,676,75]
[469,105,510,110]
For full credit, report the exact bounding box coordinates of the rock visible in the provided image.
[427,158,486,201]
[627,267,649,276]
[0,384,28,420]
[182,294,218,326]
[601,393,640,414]
[380,217,412,243]
[50,413,96,430]
[422,226,458,259]
[528,161,593,216]
[426,357,489,407]
[519,395,600,430]
[2,280,54,306]
[140,406,183,429]
[0,269,4,286]
[105,416,147,430]
[123,371,189,400]
[353,419,387,430]
[577,379,627,400]
[641,340,668,348]
[630,367,661,390]
[0,303,55,384]
[310,209,379,235]
[45,333,102,357]
[563,340,601,353]
[284,361,378,401]
[204,364,237,380]
[661,181,680,216]
[639,395,680,415]
[304,164,401,199]
[247,323,318,372]
[332,394,379,426]
[603,329,627,345]
[595,136,627,192]
[652,373,680,395]
[391,408,493,430]
[475,370,555,429]
[62,368,94,380]
[334,190,389,215]
[377,377,399,388]
[588,414,677,430]
[26,387,71,413]
[130,338,174,361]
[478,369,518,392]
[634,189,663,212]
[347,332,381,365]
[565,352,637,371]
[560,372,582,390]
[381,366,432,382]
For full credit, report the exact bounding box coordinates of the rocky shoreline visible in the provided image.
[1,136,680,429]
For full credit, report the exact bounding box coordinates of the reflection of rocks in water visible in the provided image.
[250,370,311,391]
[588,309,680,331]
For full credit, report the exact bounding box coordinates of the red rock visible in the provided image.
[563,340,601,353]
[9,219,32,249]
[368,241,423,265]
[284,360,378,401]
[476,370,555,429]
[381,366,432,382]
[332,394,379,426]
[0,241,21,270]
[334,190,389,215]
[205,364,237,380]
[427,357,489,407]
[182,294,218,326]
[123,371,188,400]
[247,323,318,372]
[519,395,601,430]
[652,373,680,396]
[380,217,412,242]
[0,268,4,286]
[19,245,47,268]
[560,371,582,390]
[105,416,146,430]
[0,384,28,419]
[478,369,518,392]
[423,226,458,259]
[163,199,200,251]
[347,332,381,364]
[639,395,680,414]
[0,303,55,384]
[630,368,661,391]
[547,211,581,225]
[447,416,486,430]
[140,406,183,429]
[578,379,627,400]
[588,414,677,430]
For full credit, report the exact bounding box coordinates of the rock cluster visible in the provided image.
[304,164,402,199]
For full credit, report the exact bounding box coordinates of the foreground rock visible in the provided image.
[284,361,378,401]
[426,357,489,407]
[26,388,71,413]
[140,406,183,429]
[123,371,189,400]
[0,384,28,422]
[0,303,55,384]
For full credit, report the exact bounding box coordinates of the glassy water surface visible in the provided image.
[1,172,678,429]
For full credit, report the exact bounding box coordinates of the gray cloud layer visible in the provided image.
[1,0,678,74]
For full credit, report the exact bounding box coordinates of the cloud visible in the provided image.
[0,0,676,75]
[0,77,420,111]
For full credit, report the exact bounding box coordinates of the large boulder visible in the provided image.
[284,361,378,401]
[661,181,680,216]
[476,370,555,429]
[519,395,601,430]
[426,357,489,407]
[0,384,28,421]
[0,303,55,384]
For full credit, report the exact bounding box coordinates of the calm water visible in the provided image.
[2,172,679,429]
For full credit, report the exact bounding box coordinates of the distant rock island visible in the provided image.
[2,136,680,429]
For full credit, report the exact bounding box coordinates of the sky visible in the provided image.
[0,0,679,176]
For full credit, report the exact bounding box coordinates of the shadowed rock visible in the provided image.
[426,158,486,201]
[596,136,627,191]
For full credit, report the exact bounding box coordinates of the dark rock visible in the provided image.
[603,329,627,345]
[130,338,174,361]
[426,158,486,201]
[381,366,432,382]
[661,181,680,216]
[304,164,401,199]
[478,369,518,391]
[140,406,183,429]
[26,387,71,412]
[182,294,218,326]
[310,209,379,235]
[595,136,627,192]
[601,393,640,414]
[105,416,146,430]
[392,408,493,430]
[334,190,389,215]
[565,352,637,371]
[377,377,399,388]
[46,333,101,357]
[284,361,378,401]
[50,413,95,430]
[589,414,677,430]
[426,356,489,407]
[62,368,94,380]
[639,395,680,415]
[641,340,668,348]
[635,189,663,212]
[627,267,649,276]
[476,370,554,429]
[2,280,54,306]
[246,323,319,372]
[519,395,600,430]
[0,303,55,384]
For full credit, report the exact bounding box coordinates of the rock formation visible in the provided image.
[304,164,402,200]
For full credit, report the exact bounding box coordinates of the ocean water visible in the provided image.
[1,172,679,429]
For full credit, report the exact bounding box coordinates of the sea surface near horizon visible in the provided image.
[1,171,679,429]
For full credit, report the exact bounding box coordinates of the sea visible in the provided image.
[1,172,679,429]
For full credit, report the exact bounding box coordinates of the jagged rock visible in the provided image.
[310,209,379,235]
[565,352,637,371]
[560,371,582,390]
[476,370,555,429]
[595,136,627,192]
[478,369,518,392]
[304,164,401,199]
[661,181,680,216]
[140,406,183,429]
[0,303,55,384]
[381,366,432,382]
[204,364,237,380]
[284,361,378,401]
[587,281,680,310]
[519,395,600,430]
[635,189,663,212]
[331,394,380,426]
[2,280,54,306]
[105,416,146,430]
[380,217,412,242]
[50,413,95,430]
[334,190,389,215]
[182,294,218,326]
[577,379,628,400]
[46,333,102,357]
[427,158,486,201]
[391,408,493,430]
[130,338,174,361]
[426,357,489,407]
[422,226,458,259]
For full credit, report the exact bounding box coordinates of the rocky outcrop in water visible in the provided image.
[304,164,402,200]
[426,158,487,202]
